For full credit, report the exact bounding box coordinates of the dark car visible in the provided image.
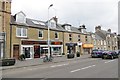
[102,51,118,59]
[91,49,103,58]
[115,50,120,55]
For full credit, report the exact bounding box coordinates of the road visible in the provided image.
[2,57,118,78]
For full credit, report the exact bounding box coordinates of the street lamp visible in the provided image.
[48,4,53,58]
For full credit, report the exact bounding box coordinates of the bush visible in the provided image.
[0,58,16,66]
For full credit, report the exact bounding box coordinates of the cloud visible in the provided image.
[11,0,119,33]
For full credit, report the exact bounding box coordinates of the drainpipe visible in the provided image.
[3,32,5,58]
[10,24,12,58]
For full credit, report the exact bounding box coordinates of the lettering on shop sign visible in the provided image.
[22,41,47,45]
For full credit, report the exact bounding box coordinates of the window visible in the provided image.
[65,26,71,31]
[2,2,5,10]
[85,35,87,42]
[69,34,72,41]
[38,30,43,38]
[51,22,56,28]
[78,35,80,41]
[55,32,59,39]
[16,27,27,37]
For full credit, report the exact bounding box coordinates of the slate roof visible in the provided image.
[10,15,87,35]
[95,33,103,40]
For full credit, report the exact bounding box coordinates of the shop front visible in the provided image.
[66,43,77,54]
[21,40,47,59]
[40,41,63,57]
[82,44,94,54]
[20,40,63,59]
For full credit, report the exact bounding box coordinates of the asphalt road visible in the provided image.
[2,57,118,78]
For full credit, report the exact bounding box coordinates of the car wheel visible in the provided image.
[111,55,114,59]
[102,55,105,59]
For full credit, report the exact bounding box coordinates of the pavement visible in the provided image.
[1,54,91,70]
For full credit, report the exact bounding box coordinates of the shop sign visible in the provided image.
[82,44,94,48]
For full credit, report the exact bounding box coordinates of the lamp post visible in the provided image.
[48,4,53,58]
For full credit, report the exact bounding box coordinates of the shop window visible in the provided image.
[16,27,27,37]
[52,47,61,55]
[40,47,48,57]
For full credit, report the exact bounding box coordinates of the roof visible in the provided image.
[95,34,103,40]
[10,15,88,35]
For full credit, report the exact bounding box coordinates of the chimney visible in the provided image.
[53,16,58,24]
[95,25,101,32]
[79,24,86,33]
[107,29,111,33]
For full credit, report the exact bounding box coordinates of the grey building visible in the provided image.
[94,26,118,51]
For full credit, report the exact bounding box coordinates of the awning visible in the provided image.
[82,44,94,48]
[66,43,77,46]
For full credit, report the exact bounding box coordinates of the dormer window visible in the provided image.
[65,26,71,31]
[50,19,56,28]
[16,11,26,23]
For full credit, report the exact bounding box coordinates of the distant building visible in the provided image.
[118,34,120,50]
[93,26,118,51]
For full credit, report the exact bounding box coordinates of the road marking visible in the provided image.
[104,60,115,63]
[27,66,49,71]
[70,65,96,73]
[50,63,69,68]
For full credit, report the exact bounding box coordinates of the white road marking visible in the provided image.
[27,66,49,71]
[104,60,115,63]
[50,63,69,68]
[70,65,96,73]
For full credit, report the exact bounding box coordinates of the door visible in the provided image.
[13,45,19,59]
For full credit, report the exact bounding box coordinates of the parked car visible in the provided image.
[102,51,118,59]
[91,49,103,58]
[114,50,120,55]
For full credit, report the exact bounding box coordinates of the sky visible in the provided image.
[11,0,119,33]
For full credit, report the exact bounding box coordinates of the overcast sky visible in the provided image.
[11,0,119,33]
